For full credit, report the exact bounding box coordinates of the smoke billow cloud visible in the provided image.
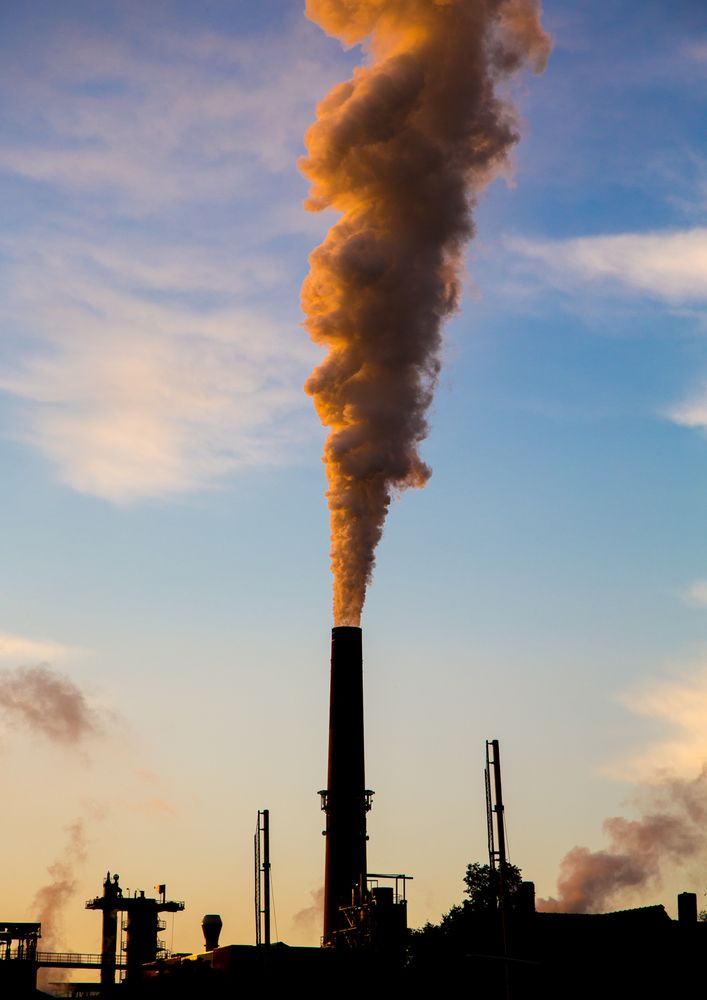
[538,766,707,913]
[0,664,101,746]
[301,0,550,625]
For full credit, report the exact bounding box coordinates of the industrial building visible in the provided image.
[3,627,707,998]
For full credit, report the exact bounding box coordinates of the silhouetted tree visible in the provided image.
[463,861,524,912]
[407,860,526,979]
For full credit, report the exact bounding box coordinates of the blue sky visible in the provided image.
[1,0,707,962]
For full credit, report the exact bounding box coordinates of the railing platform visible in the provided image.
[3,951,128,969]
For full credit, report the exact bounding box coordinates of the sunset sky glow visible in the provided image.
[2,0,707,963]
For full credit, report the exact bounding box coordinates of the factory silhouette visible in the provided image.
[3,626,707,998]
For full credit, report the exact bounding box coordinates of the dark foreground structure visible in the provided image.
[6,894,707,1000]
[319,626,408,953]
[86,874,184,991]
[407,887,707,1000]
[78,890,707,1000]
[320,626,371,946]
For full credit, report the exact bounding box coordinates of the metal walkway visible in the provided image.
[40,952,128,969]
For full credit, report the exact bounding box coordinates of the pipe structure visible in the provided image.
[320,626,372,946]
[101,906,118,993]
[88,873,122,995]
[263,809,271,947]
[87,877,184,990]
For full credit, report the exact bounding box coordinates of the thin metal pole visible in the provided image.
[263,809,271,947]
[254,814,261,946]
[491,740,508,903]
[489,739,510,1000]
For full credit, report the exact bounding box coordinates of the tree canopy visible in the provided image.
[407,860,527,985]
[463,861,524,912]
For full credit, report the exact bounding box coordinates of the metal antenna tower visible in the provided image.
[485,739,509,901]
[254,809,271,947]
[485,739,511,999]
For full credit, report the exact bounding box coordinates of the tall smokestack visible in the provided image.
[321,626,371,945]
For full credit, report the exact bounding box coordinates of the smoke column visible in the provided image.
[32,820,88,988]
[0,664,100,746]
[301,0,550,625]
[538,766,707,913]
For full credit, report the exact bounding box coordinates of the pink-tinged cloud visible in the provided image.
[609,666,707,781]
[0,631,78,663]
[539,767,707,913]
[143,797,178,818]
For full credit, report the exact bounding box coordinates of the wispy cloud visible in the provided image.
[0,632,78,663]
[0,21,339,210]
[609,667,707,781]
[0,233,313,501]
[670,389,707,438]
[683,580,707,607]
[140,797,178,818]
[508,228,707,303]
[0,16,340,502]
[685,40,707,63]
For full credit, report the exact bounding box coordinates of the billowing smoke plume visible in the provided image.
[0,664,100,746]
[301,0,550,625]
[33,820,88,953]
[538,766,707,913]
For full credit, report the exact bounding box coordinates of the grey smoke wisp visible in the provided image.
[33,820,88,951]
[293,886,325,930]
[0,664,100,746]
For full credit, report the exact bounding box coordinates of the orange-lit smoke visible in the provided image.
[301,0,550,625]
[538,766,707,913]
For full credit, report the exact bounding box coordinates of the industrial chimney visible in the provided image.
[320,626,373,946]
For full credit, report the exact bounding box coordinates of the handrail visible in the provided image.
[2,949,128,968]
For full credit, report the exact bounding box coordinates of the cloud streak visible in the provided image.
[683,580,707,607]
[670,390,707,439]
[0,632,78,664]
[1,21,340,210]
[0,15,340,502]
[509,228,707,303]
[609,666,707,782]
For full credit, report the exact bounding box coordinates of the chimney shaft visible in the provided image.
[678,892,697,924]
[322,626,369,945]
